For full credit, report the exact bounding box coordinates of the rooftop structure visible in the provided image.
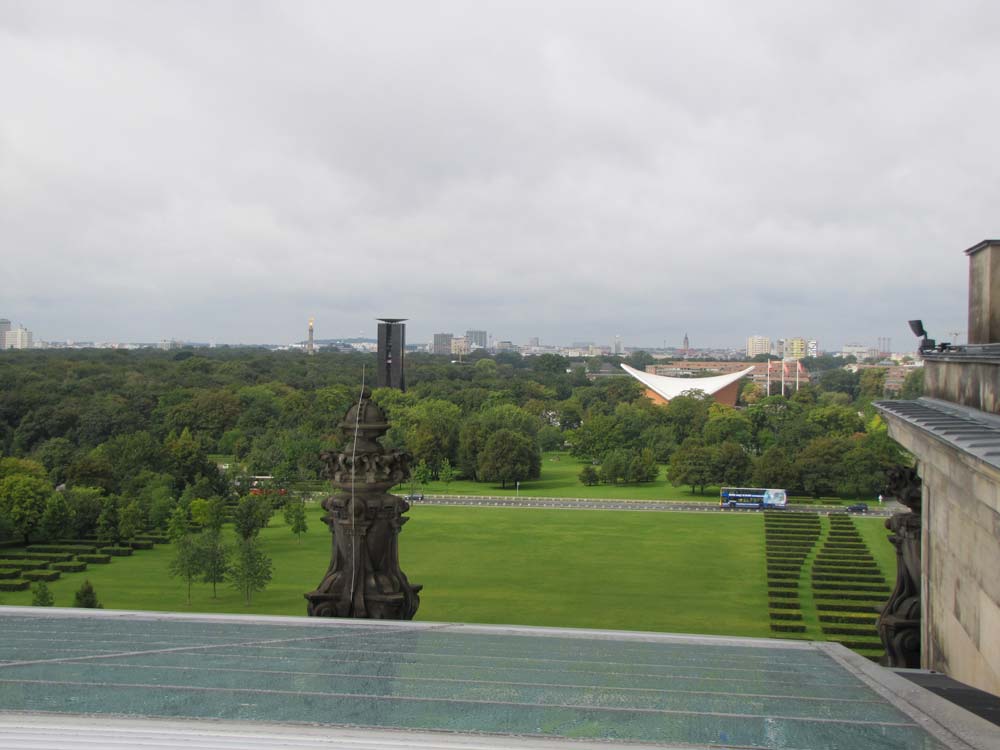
[620,363,754,406]
[0,608,997,749]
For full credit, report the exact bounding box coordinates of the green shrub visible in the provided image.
[770,623,806,633]
[769,611,803,621]
[26,544,97,554]
[128,540,154,550]
[0,579,30,591]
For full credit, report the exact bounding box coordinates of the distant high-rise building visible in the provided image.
[4,326,34,350]
[432,333,453,355]
[683,333,690,353]
[613,335,622,355]
[784,337,807,360]
[465,330,487,350]
[528,337,540,348]
[746,335,771,358]
[807,339,818,358]
[376,318,406,390]
[450,336,470,356]
[0,319,10,349]
[307,318,315,356]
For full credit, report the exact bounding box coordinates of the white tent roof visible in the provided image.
[620,362,755,401]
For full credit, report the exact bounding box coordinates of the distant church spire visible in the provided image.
[683,333,690,354]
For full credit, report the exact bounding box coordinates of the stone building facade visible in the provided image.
[875,239,1000,698]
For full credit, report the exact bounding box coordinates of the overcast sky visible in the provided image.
[2,1,997,351]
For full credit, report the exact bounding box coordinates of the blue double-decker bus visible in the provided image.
[720,487,787,510]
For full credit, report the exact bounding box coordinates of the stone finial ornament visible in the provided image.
[305,387,421,619]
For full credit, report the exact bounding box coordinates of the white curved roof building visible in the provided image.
[620,363,755,405]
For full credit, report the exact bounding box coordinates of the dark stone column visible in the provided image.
[878,465,922,668]
[305,388,421,619]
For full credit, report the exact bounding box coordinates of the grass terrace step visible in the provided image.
[817,602,882,612]
[767,580,799,589]
[821,625,879,637]
[135,534,169,544]
[767,572,799,580]
[829,638,883,651]
[771,623,806,633]
[0,579,31,592]
[770,611,804,621]
[812,572,886,583]
[769,601,802,610]
[813,582,890,593]
[814,592,888,602]
[128,540,154,550]
[99,546,133,557]
[768,589,798,598]
[0,568,20,579]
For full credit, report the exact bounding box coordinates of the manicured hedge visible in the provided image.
[0,559,44,571]
[816,602,880,612]
[769,611,803,621]
[99,547,133,557]
[767,565,802,573]
[136,534,169,544]
[0,568,20,579]
[767,589,798,598]
[23,569,60,582]
[24,552,73,563]
[0,579,30,592]
[812,572,885,584]
[820,614,879,624]
[813,582,889,593]
[26,544,97,554]
[767,571,799,580]
[814,592,887,602]
[833,638,883,650]
[769,600,800,609]
[770,623,806,633]
[52,561,87,573]
[78,554,111,564]
[128,540,154,550]
[767,580,798,589]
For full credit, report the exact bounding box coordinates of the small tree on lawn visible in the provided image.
[578,465,599,486]
[118,499,143,542]
[233,494,271,541]
[32,581,54,607]
[283,499,308,542]
[73,580,103,608]
[168,534,201,604]
[228,537,272,606]
[439,458,455,489]
[196,529,230,598]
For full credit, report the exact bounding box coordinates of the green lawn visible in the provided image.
[0,504,772,638]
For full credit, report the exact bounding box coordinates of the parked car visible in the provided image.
[404,493,425,501]
[846,502,868,513]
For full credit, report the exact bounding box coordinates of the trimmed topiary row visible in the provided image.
[23,570,60,582]
[770,611,803,621]
[820,613,878,625]
[0,568,20,579]
[99,546,133,556]
[52,561,88,573]
[128,540,154,550]
[0,579,31,591]
[78,554,111,564]
[26,544,97,554]
[0,559,45,571]
[770,623,806,633]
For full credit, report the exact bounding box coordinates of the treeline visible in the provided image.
[0,348,920,542]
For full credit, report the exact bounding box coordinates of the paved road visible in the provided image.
[406,495,893,517]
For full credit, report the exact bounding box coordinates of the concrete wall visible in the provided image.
[925,359,1000,415]
[883,420,1000,697]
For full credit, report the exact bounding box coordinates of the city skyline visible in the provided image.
[2,3,989,349]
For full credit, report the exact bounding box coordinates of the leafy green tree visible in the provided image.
[476,429,541,489]
[537,425,564,452]
[64,486,106,538]
[283,499,308,542]
[118,499,143,541]
[625,351,655,371]
[750,446,797,490]
[32,581,55,606]
[805,405,864,437]
[0,457,49,482]
[438,458,456,488]
[168,534,201,604]
[196,529,230,598]
[566,413,622,462]
[578,465,599,486]
[0,474,54,543]
[795,436,852,498]
[702,406,752,448]
[668,438,715,494]
[663,391,713,445]
[166,504,190,544]
[712,441,752,486]
[900,368,924,399]
[232,494,272,540]
[858,368,888,400]
[95,495,122,544]
[189,498,212,527]
[228,537,273,605]
[627,448,659,483]
[598,450,630,484]
[73,580,103,608]
[38,491,75,543]
[818,369,859,398]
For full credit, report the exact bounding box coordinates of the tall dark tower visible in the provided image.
[307,317,315,356]
[376,318,406,390]
[683,332,690,354]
